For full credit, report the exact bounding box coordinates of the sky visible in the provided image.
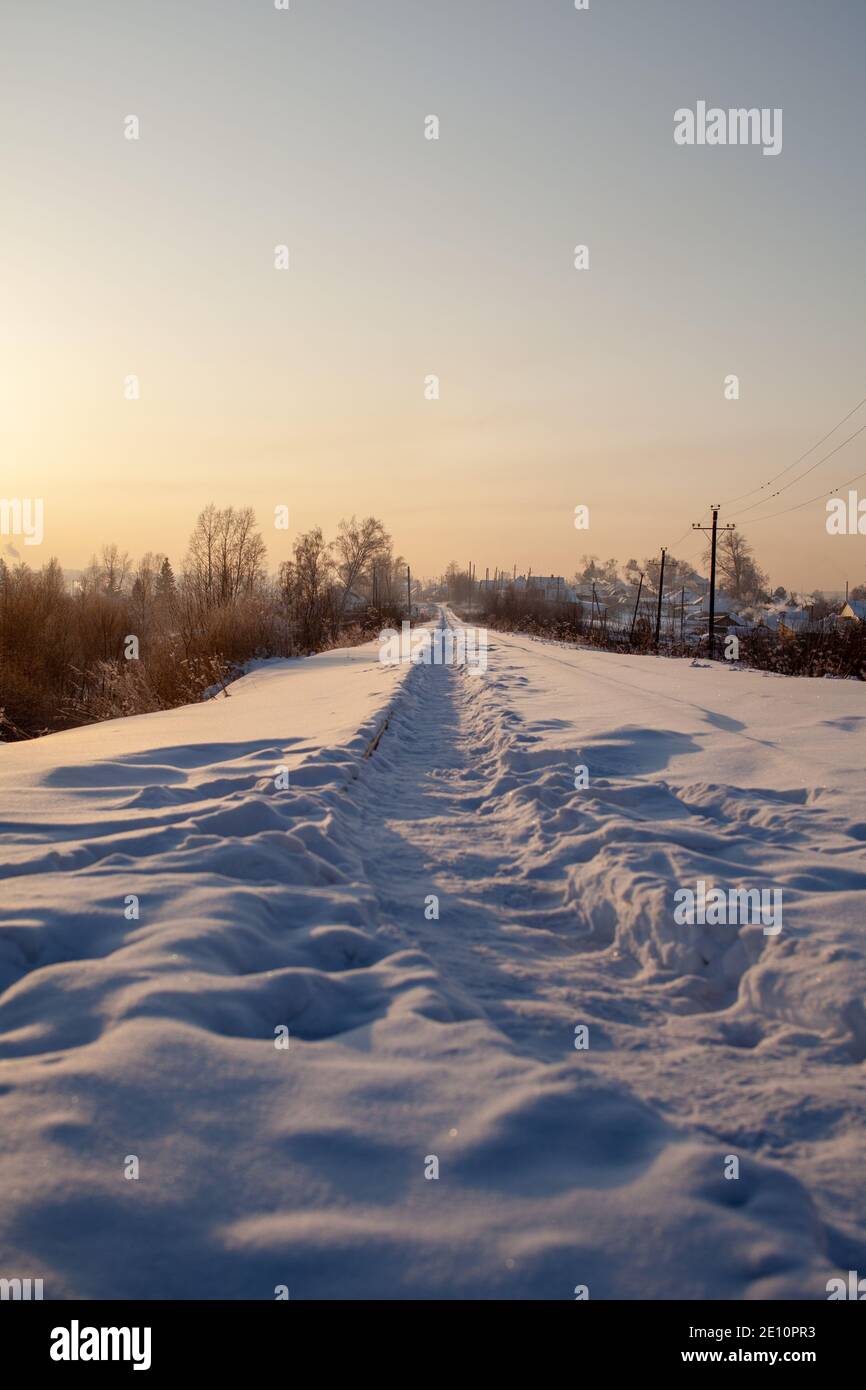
[1,0,865,591]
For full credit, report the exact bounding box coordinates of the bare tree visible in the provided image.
[281,528,335,648]
[443,562,474,603]
[623,558,642,586]
[185,505,267,608]
[575,555,619,585]
[703,531,768,603]
[131,552,165,607]
[226,508,265,604]
[98,544,132,594]
[333,516,391,620]
[642,553,702,593]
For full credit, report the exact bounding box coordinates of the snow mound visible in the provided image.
[0,618,864,1297]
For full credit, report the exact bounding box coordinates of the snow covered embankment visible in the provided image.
[0,617,864,1298]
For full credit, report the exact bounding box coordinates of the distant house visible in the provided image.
[477,574,578,603]
[777,608,812,638]
[840,599,866,622]
[573,578,642,623]
[683,592,743,638]
[526,575,578,603]
[757,604,838,638]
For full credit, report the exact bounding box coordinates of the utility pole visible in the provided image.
[629,572,644,644]
[407,565,411,621]
[692,506,735,660]
[654,547,667,647]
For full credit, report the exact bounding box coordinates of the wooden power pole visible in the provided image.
[654,548,667,647]
[629,572,644,644]
[692,506,735,660]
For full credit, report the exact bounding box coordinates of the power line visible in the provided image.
[666,506,710,552]
[737,456,866,528]
[719,390,866,510]
[731,421,866,518]
[647,393,866,582]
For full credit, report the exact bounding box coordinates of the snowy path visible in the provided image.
[353,618,582,1063]
[1,608,865,1298]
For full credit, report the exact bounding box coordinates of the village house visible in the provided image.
[683,592,745,642]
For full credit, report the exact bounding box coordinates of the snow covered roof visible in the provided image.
[778,609,812,631]
[756,607,814,633]
[687,593,740,617]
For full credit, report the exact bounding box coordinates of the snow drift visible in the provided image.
[0,614,864,1298]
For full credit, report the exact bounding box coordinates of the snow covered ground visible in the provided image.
[1,607,864,1299]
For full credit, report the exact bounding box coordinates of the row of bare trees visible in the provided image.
[0,508,406,740]
[444,531,845,613]
[576,533,769,603]
[278,516,400,649]
[436,535,769,608]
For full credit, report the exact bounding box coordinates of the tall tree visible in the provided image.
[155,556,177,604]
[703,531,768,603]
[282,527,334,648]
[333,516,391,619]
[185,505,267,608]
[99,543,131,594]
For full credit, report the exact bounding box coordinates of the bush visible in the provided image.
[471,586,866,678]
